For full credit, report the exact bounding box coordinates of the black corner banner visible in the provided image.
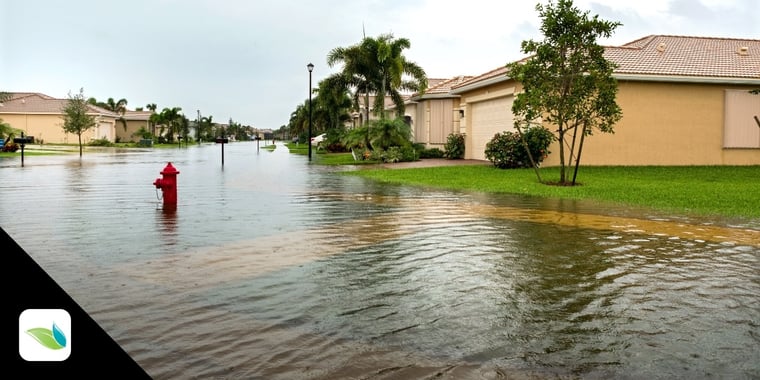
[3,226,151,378]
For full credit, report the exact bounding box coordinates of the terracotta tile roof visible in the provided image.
[451,66,510,93]
[607,35,759,79]
[0,92,119,116]
[5,92,57,101]
[426,78,449,88]
[123,110,154,121]
[453,35,760,92]
[413,75,474,98]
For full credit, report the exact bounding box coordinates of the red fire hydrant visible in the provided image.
[153,162,180,208]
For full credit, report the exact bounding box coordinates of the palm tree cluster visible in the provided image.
[288,33,427,152]
[88,97,128,131]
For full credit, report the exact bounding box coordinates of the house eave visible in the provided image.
[410,93,461,101]
[614,73,760,85]
[451,75,512,94]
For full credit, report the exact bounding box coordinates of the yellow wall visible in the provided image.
[116,119,149,142]
[459,80,522,159]
[2,113,115,144]
[536,81,759,166]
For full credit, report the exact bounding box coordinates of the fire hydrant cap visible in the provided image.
[160,162,180,175]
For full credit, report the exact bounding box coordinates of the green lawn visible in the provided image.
[0,150,64,157]
[341,164,760,219]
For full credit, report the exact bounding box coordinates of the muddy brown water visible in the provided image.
[1,142,758,379]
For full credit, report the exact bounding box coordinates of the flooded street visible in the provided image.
[2,142,759,379]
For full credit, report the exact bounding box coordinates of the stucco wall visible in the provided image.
[459,80,523,160]
[2,113,115,144]
[116,119,150,142]
[541,81,760,166]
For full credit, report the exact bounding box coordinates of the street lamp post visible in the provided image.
[307,62,314,161]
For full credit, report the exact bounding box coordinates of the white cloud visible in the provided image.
[1,0,756,129]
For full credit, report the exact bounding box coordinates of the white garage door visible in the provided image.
[470,96,514,160]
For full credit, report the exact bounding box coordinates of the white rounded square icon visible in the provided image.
[19,309,72,362]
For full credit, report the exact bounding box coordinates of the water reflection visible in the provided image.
[0,143,758,379]
[156,208,178,247]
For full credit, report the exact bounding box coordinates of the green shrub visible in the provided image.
[399,145,420,162]
[443,133,465,159]
[484,126,553,169]
[419,147,444,158]
[88,137,114,147]
[383,146,403,163]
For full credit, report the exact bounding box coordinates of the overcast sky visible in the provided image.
[1,0,757,129]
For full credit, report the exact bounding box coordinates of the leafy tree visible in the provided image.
[62,88,98,157]
[507,0,622,185]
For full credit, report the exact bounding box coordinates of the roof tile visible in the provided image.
[453,34,760,91]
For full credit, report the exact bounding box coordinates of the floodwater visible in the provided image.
[1,142,758,379]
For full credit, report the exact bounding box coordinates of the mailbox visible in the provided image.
[14,136,34,144]
[215,138,229,144]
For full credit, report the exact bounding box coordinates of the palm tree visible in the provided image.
[327,40,377,126]
[288,102,309,141]
[105,97,129,131]
[146,103,158,136]
[159,107,183,142]
[362,34,427,119]
[329,34,427,124]
[84,97,129,131]
[200,115,214,141]
[315,76,353,131]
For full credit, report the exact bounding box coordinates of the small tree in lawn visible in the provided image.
[62,88,97,157]
[507,0,622,185]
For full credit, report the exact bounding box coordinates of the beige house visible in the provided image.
[0,92,119,144]
[350,78,449,129]
[115,110,153,142]
[451,35,760,165]
[404,76,473,150]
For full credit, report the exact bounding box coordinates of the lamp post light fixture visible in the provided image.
[307,62,314,161]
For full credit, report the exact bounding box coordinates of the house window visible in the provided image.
[724,89,760,148]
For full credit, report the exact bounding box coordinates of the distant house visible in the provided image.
[404,76,473,150]
[116,110,154,142]
[0,92,119,144]
[349,78,449,129]
[451,35,760,165]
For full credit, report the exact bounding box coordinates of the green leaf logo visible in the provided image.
[26,323,67,350]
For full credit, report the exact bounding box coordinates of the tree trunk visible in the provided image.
[364,89,370,126]
[558,127,567,183]
[78,133,83,157]
[516,123,543,183]
[572,122,588,185]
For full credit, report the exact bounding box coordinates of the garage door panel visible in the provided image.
[471,97,513,160]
